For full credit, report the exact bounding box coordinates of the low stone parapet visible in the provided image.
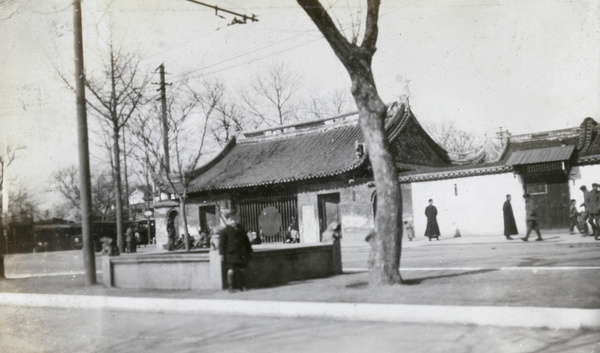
[243,241,341,289]
[102,251,211,290]
[102,240,341,291]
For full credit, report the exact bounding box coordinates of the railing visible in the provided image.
[237,192,298,244]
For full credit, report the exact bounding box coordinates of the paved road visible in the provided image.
[342,235,600,270]
[1,234,599,352]
[1,305,598,353]
[6,235,599,278]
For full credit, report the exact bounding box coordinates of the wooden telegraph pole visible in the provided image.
[73,0,96,285]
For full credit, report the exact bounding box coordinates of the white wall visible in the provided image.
[569,165,600,208]
[410,172,526,237]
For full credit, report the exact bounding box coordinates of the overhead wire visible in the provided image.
[167,6,370,83]
[2,0,426,118]
[166,0,425,83]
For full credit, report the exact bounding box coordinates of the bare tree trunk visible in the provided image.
[352,72,402,284]
[112,124,124,253]
[298,0,402,285]
[179,195,191,251]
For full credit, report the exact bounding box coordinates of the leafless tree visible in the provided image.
[7,187,39,224]
[424,121,483,153]
[0,143,25,194]
[298,0,402,285]
[424,121,503,163]
[241,63,302,127]
[211,95,260,147]
[133,79,223,250]
[484,138,503,162]
[51,165,116,222]
[83,44,150,252]
[304,88,356,119]
[1,143,25,254]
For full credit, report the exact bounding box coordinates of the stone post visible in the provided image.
[209,233,223,290]
[102,255,113,287]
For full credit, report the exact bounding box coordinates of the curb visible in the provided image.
[0,292,598,330]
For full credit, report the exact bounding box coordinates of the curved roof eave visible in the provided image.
[187,157,368,194]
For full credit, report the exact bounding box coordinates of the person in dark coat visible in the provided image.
[590,183,600,239]
[521,193,543,242]
[166,219,176,251]
[569,199,582,234]
[424,199,440,241]
[125,225,133,253]
[218,209,253,292]
[580,185,593,235]
[502,194,518,240]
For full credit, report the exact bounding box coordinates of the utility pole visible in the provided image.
[155,64,171,174]
[496,127,510,150]
[1,136,8,279]
[73,0,96,285]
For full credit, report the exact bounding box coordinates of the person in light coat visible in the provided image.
[521,193,543,242]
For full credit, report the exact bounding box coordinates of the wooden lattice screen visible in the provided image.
[237,191,298,243]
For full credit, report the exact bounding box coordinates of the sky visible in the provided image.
[1,0,599,211]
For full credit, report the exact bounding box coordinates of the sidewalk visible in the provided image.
[1,231,599,330]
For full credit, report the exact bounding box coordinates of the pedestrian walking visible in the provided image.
[424,199,440,241]
[590,183,600,239]
[521,193,543,242]
[125,224,133,253]
[167,219,176,251]
[578,207,589,234]
[218,209,253,292]
[130,225,138,253]
[580,185,593,235]
[502,194,518,240]
[569,199,582,234]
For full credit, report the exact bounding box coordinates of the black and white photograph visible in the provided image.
[1,0,599,352]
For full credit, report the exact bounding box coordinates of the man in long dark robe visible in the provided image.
[503,194,518,240]
[424,199,440,241]
[219,209,253,292]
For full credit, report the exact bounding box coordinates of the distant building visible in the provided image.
[152,103,600,258]
[128,187,154,221]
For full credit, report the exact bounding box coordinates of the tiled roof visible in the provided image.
[186,119,366,192]
[506,146,575,165]
[500,117,600,164]
[159,106,599,190]
[180,103,451,193]
[398,161,511,183]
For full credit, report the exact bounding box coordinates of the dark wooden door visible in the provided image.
[318,193,340,238]
[198,206,217,235]
[524,174,570,229]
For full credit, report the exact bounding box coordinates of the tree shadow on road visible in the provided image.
[399,269,498,285]
[346,269,498,288]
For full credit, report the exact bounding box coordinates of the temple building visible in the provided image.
[153,102,600,258]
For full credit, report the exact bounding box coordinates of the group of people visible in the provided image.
[503,193,543,242]
[423,188,598,243]
[502,184,600,241]
[399,199,441,242]
[125,224,139,253]
[577,183,600,239]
